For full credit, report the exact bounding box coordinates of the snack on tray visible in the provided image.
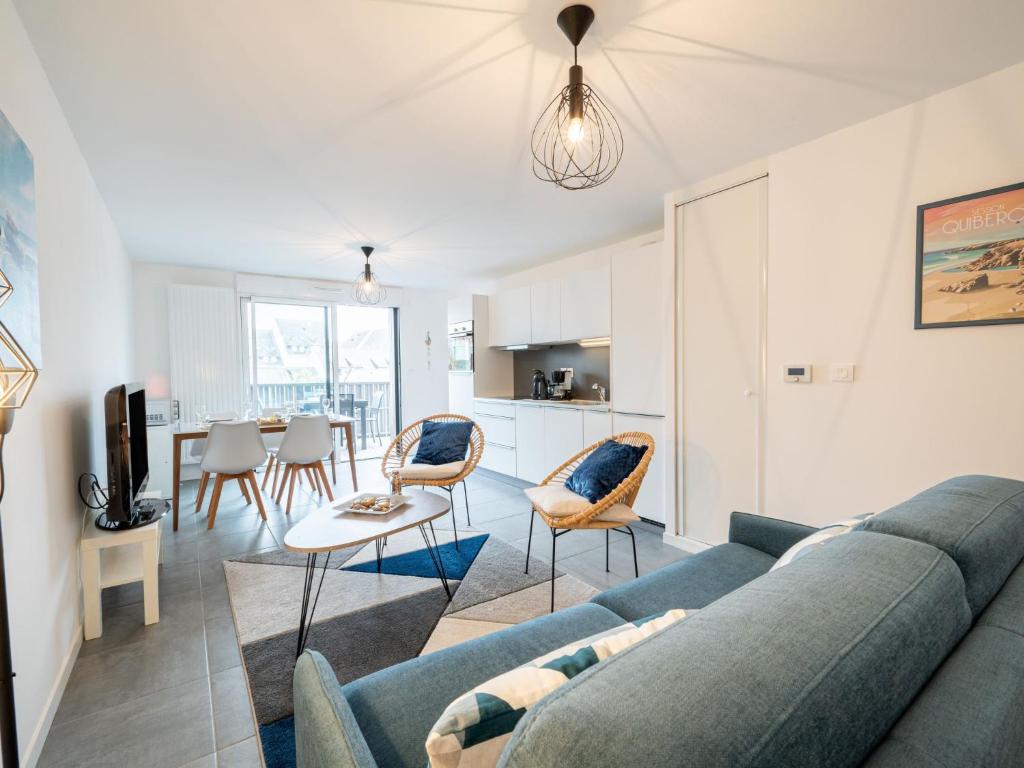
[350,495,393,512]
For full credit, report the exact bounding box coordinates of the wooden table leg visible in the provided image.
[172,435,182,531]
[329,448,337,485]
[345,423,358,490]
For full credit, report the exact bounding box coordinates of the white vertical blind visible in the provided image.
[168,284,242,428]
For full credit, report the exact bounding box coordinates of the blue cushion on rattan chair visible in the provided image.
[413,420,474,465]
[565,440,648,504]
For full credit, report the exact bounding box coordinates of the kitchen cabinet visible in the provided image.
[583,409,612,446]
[479,442,517,476]
[488,286,531,347]
[530,280,561,344]
[561,266,610,341]
[514,404,547,483]
[544,407,584,471]
[611,242,666,416]
[611,412,666,525]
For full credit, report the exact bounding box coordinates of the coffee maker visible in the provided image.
[531,369,548,400]
[548,368,573,400]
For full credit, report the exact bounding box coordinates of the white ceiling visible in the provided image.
[14,0,1024,287]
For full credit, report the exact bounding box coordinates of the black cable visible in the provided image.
[77,472,108,510]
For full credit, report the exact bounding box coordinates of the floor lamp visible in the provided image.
[0,265,40,766]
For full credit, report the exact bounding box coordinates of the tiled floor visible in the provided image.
[37,463,687,767]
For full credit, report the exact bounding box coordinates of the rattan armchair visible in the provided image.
[525,431,655,611]
[381,414,484,550]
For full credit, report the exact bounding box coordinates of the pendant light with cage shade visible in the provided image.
[352,246,386,305]
[531,4,623,190]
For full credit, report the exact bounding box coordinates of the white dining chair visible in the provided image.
[259,407,287,494]
[188,411,239,464]
[195,420,268,529]
[274,414,335,513]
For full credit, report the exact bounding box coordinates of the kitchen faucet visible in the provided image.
[592,382,607,402]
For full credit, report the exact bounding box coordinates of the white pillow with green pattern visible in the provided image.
[424,609,693,768]
[771,512,877,571]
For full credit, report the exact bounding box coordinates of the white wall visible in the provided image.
[0,0,134,761]
[131,263,449,429]
[668,61,1024,532]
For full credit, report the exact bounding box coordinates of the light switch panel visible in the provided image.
[830,364,855,383]
[783,364,812,383]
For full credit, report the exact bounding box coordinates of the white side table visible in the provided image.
[80,507,162,640]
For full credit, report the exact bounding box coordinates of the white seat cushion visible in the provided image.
[594,503,641,524]
[523,484,590,517]
[397,460,466,481]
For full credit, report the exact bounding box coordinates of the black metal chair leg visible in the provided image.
[525,509,536,574]
[627,525,638,578]
[550,527,557,613]
[605,529,610,572]
[462,480,471,526]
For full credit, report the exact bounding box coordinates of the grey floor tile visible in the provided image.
[211,666,256,750]
[102,560,200,608]
[177,754,217,768]
[206,615,242,673]
[513,527,608,561]
[39,677,214,768]
[203,581,233,623]
[196,529,279,562]
[217,736,261,767]
[80,588,205,658]
[200,558,228,588]
[475,511,536,542]
[55,631,209,724]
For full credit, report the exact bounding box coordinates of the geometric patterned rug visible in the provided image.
[224,527,599,768]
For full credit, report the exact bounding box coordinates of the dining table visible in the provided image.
[170,416,358,531]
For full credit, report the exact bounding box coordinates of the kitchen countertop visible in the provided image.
[475,396,611,412]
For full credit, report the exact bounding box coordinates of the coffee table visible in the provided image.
[283,489,452,657]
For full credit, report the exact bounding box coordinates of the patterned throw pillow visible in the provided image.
[425,609,693,768]
[770,512,877,571]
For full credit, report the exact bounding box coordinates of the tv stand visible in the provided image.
[95,497,169,531]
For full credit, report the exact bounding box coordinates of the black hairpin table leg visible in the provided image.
[295,551,332,659]
[418,523,452,600]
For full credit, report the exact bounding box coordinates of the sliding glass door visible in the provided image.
[242,298,399,458]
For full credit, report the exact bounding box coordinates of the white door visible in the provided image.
[561,266,610,341]
[530,280,561,344]
[678,177,767,545]
[612,412,665,525]
[514,404,547,483]
[544,407,584,473]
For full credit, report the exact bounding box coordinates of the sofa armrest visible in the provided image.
[728,511,817,559]
[294,651,378,768]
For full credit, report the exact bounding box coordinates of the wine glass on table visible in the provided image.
[320,396,332,416]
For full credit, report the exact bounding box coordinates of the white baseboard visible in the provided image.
[663,533,712,554]
[23,621,82,768]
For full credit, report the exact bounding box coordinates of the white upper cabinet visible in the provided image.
[560,266,610,341]
[530,280,561,344]
[488,285,531,347]
[611,242,667,416]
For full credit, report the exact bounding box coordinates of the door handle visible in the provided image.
[743,389,756,398]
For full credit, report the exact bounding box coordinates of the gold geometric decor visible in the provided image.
[0,267,36,409]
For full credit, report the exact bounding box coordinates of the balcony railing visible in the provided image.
[255,380,393,445]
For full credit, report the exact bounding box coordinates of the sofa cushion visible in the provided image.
[862,625,1024,768]
[501,532,971,768]
[978,560,1024,637]
[425,610,691,768]
[523,484,589,517]
[770,513,874,571]
[590,542,775,621]
[862,475,1024,617]
[727,511,819,559]
[341,602,625,768]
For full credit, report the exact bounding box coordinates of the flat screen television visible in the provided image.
[101,382,164,530]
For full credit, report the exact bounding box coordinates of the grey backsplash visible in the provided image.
[512,345,611,400]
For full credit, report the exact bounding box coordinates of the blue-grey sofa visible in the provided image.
[294,475,1024,767]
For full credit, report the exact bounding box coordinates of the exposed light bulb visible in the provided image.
[566,116,584,144]
[361,280,372,295]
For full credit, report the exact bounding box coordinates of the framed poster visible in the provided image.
[916,181,1024,329]
[0,108,41,365]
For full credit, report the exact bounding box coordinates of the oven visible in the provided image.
[448,321,474,372]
